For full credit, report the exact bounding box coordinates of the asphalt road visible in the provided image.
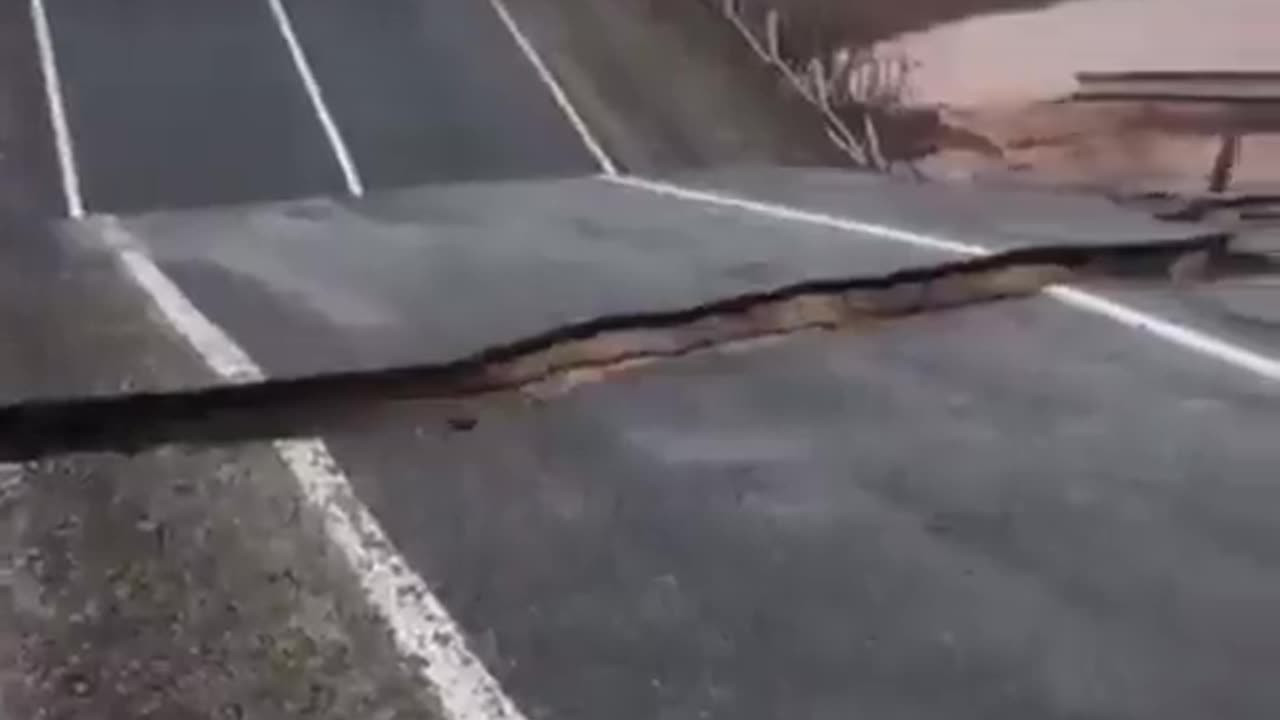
[282,0,596,189]
[0,211,446,719]
[43,0,599,215]
[111,175,1280,720]
[47,0,347,213]
[7,1,1280,720]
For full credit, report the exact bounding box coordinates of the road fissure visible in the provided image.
[0,229,1268,461]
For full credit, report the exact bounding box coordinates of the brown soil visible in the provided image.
[922,101,1280,194]
[713,0,1280,195]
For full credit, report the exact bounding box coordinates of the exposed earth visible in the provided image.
[734,0,1280,194]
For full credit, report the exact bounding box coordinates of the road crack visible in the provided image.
[0,231,1274,460]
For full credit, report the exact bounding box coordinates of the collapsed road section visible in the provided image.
[4,167,1280,720]
[5,0,1280,716]
[0,226,1272,460]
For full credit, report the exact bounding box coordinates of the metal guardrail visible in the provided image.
[1073,71,1280,103]
[1074,71,1280,196]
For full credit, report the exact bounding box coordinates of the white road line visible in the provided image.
[30,0,84,218]
[605,174,1280,385]
[1046,287,1280,383]
[607,175,987,256]
[99,217,528,720]
[265,0,365,196]
[485,0,619,176]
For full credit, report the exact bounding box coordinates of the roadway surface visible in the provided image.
[43,0,598,214]
[3,1,1280,720]
[107,176,1280,720]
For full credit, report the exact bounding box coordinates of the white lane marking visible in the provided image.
[99,217,528,720]
[30,0,84,218]
[607,175,987,256]
[1046,286,1280,383]
[605,175,1280,385]
[485,0,619,176]
[265,0,365,196]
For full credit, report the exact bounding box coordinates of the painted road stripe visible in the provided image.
[1045,286,1280,383]
[99,217,526,720]
[30,0,83,218]
[485,0,619,176]
[606,174,1280,385]
[265,0,365,196]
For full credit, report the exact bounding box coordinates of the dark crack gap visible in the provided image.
[1,231,1275,461]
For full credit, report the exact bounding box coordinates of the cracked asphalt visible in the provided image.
[0,216,444,720]
[2,1,1280,719]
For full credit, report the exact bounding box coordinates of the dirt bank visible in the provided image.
[712,0,1280,195]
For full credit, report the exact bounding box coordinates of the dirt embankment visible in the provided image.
[710,0,1280,196]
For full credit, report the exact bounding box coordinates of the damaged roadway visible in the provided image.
[0,205,1265,457]
[680,167,1280,360]
[3,0,1280,718]
[5,171,1280,720]
[0,215,445,719]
